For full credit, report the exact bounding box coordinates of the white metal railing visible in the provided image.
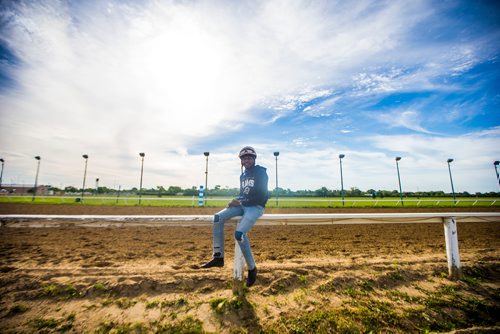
[2,212,499,223]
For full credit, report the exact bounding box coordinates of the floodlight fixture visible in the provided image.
[0,158,4,188]
[339,154,345,207]
[274,152,280,206]
[494,161,500,191]
[447,158,456,205]
[395,157,403,206]
[139,153,145,204]
[204,152,209,205]
[32,156,41,202]
[81,155,88,201]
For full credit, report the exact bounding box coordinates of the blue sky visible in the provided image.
[0,0,499,193]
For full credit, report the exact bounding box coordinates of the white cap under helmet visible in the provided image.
[239,146,257,158]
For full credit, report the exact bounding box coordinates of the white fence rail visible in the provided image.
[1,212,499,283]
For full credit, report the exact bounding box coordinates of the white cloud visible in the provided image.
[353,67,405,94]
[0,0,497,192]
[372,109,434,134]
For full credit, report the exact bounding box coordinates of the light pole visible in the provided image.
[447,158,456,206]
[139,152,145,205]
[204,152,209,205]
[339,154,345,207]
[32,156,41,202]
[274,152,279,206]
[494,161,500,191]
[81,155,88,202]
[395,157,404,206]
[0,158,4,188]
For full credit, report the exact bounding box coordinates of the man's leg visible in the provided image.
[234,206,264,285]
[200,206,243,268]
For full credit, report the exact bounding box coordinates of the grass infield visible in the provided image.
[1,195,498,208]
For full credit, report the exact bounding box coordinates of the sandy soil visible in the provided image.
[0,204,499,333]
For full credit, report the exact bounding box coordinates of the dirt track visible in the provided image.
[0,204,499,333]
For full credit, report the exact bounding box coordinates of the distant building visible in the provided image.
[0,184,50,195]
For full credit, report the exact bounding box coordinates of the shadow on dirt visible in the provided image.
[210,291,263,334]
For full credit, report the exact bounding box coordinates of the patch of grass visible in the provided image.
[297,274,307,284]
[408,282,498,332]
[115,297,137,309]
[156,316,205,334]
[30,317,60,330]
[43,284,58,296]
[440,284,458,296]
[358,279,375,293]
[268,298,415,333]
[343,285,358,298]
[7,304,29,316]
[267,308,350,334]
[145,299,161,309]
[267,270,500,334]
[463,265,493,280]
[30,313,76,332]
[293,288,310,304]
[59,313,76,332]
[317,276,375,297]
[95,321,147,334]
[100,297,137,309]
[386,290,422,303]
[41,283,82,299]
[63,284,81,298]
[132,322,148,333]
[316,281,336,293]
[351,299,402,329]
[93,282,109,292]
[461,275,480,286]
[95,321,116,334]
[101,298,114,307]
[102,322,147,334]
[209,297,243,314]
[161,297,188,308]
[404,307,458,332]
[66,313,76,322]
[388,269,405,281]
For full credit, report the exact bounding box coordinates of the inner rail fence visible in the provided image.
[1,212,499,285]
[1,195,499,207]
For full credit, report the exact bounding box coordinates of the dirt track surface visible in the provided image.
[0,204,499,333]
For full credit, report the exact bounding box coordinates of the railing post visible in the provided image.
[443,217,462,280]
[233,239,245,295]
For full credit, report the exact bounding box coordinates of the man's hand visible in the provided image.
[227,199,241,208]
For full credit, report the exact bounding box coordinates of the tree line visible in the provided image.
[52,185,499,198]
